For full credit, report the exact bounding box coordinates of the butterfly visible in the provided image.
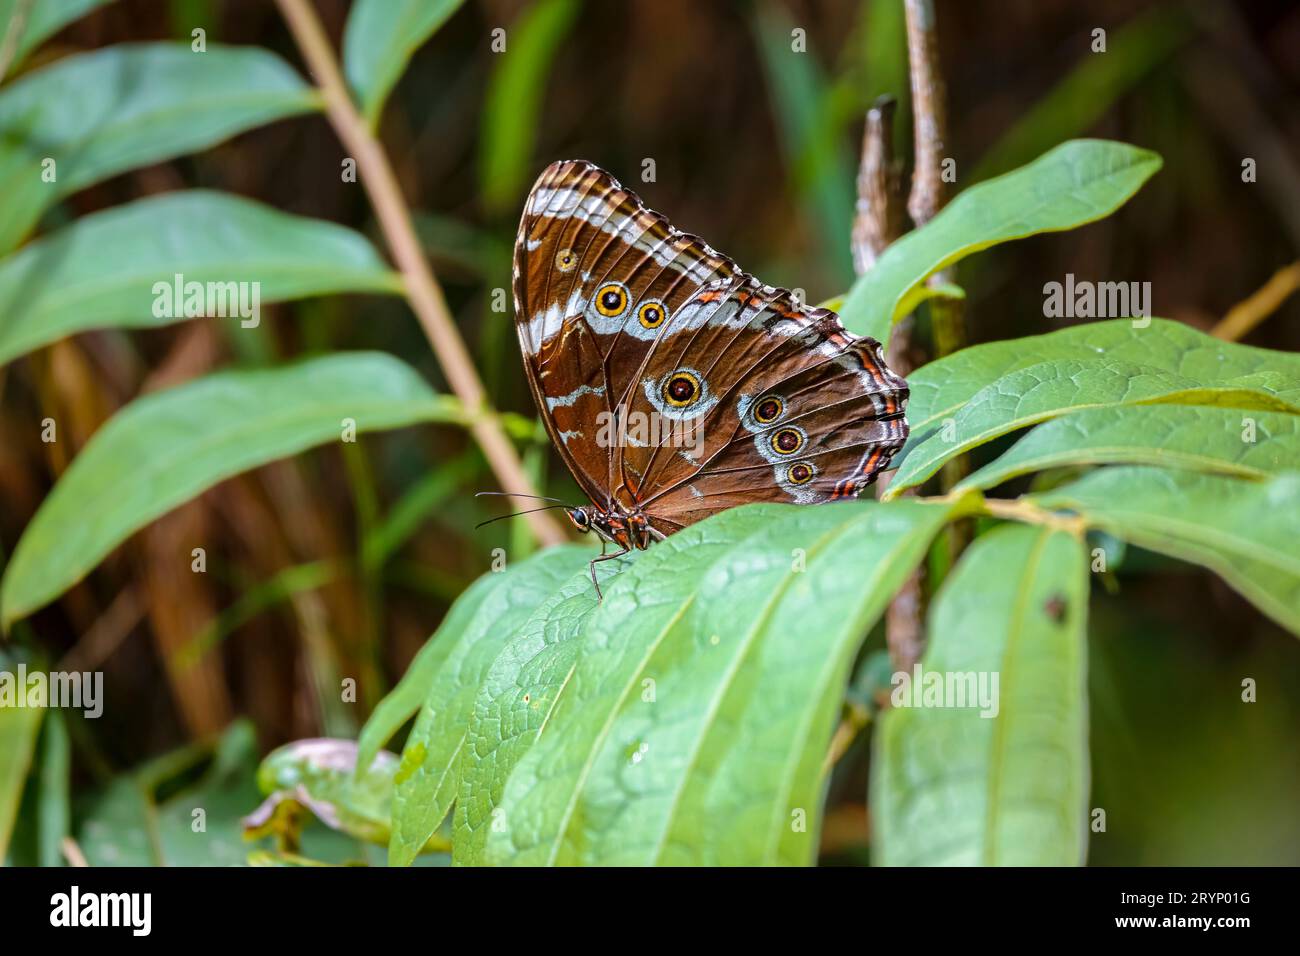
[511,160,909,595]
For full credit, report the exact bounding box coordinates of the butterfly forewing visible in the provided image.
[512,160,736,506]
[513,161,909,539]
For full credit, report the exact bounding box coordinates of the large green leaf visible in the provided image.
[959,405,1300,492]
[839,141,1161,345]
[872,524,1090,865]
[342,0,468,127]
[452,564,599,865]
[0,43,318,251]
[906,319,1300,435]
[481,499,954,866]
[887,358,1297,496]
[1,353,458,628]
[388,545,595,867]
[0,190,402,364]
[357,565,516,775]
[1036,467,1300,635]
[478,0,580,216]
[0,0,114,77]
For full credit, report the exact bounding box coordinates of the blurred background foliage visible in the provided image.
[1,0,1298,865]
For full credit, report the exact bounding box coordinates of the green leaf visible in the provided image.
[343,0,468,127]
[0,652,43,861]
[452,565,598,865]
[0,0,114,77]
[1,353,459,628]
[483,499,954,866]
[36,709,70,867]
[1035,467,1300,635]
[839,141,1162,344]
[0,42,319,251]
[959,406,1300,492]
[872,524,1090,865]
[0,190,402,364]
[388,544,595,867]
[478,0,580,216]
[887,358,1298,496]
[906,319,1300,435]
[357,566,509,775]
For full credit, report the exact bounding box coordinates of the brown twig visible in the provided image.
[903,0,949,229]
[852,96,903,275]
[1212,261,1300,342]
[61,836,90,868]
[848,90,925,682]
[880,0,970,678]
[56,585,145,674]
[852,93,925,681]
[274,0,566,547]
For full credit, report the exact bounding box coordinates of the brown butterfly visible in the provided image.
[511,160,909,594]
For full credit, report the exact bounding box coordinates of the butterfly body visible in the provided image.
[513,161,910,594]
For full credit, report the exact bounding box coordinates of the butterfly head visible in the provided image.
[565,506,594,534]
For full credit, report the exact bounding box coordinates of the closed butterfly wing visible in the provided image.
[512,160,909,553]
[512,160,737,506]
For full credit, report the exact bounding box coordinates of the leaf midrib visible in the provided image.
[647,515,868,866]
[761,508,941,864]
[544,592,697,865]
[962,445,1267,491]
[982,527,1054,866]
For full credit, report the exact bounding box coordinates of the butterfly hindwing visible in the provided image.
[620,282,907,526]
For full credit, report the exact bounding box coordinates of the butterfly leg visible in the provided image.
[588,545,629,601]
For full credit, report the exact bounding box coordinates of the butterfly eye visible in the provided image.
[753,395,783,424]
[595,282,629,317]
[637,299,668,329]
[662,371,702,407]
[786,462,816,485]
[566,507,591,531]
[771,427,805,455]
[554,248,577,273]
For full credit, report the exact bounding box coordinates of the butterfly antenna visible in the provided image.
[474,504,575,530]
[474,491,568,504]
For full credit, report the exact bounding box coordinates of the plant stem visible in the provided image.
[904,0,966,373]
[0,0,32,81]
[1212,261,1300,341]
[851,98,925,676]
[851,96,903,276]
[274,0,566,547]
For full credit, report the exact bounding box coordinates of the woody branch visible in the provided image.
[274,0,566,547]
